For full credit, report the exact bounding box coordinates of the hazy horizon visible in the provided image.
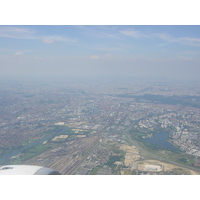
[0,25,200,82]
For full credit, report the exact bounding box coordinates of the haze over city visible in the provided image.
[0,25,200,82]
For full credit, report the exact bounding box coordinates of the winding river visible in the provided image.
[0,128,68,165]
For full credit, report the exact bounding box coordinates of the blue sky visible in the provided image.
[0,25,200,81]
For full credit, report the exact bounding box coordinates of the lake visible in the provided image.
[144,132,182,152]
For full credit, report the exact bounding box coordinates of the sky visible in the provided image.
[0,25,200,82]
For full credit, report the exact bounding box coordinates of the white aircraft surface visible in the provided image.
[0,165,61,175]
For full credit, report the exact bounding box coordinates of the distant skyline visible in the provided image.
[0,25,200,82]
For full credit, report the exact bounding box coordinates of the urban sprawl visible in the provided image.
[0,79,200,175]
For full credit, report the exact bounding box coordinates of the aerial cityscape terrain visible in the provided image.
[0,25,200,175]
[0,78,200,175]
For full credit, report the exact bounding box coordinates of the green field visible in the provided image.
[10,144,52,164]
[89,167,100,175]
[22,138,39,146]
[43,126,91,137]
[106,154,124,169]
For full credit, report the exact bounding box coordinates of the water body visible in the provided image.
[0,128,68,165]
[86,103,100,114]
[144,132,182,152]
[0,135,53,165]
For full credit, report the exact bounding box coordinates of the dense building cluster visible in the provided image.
[0,79,200,174]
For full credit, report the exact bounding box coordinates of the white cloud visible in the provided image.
[42,35,76,44]
[154,33,175,42]
[0,27,35,39]
[90,55,100,60]
[76,26,119,39]
[120,30,149,38]
[35,56,42,60]
[180,37,200,42]
[120,30,142,38]
[178,37,200,46]
[14,51,24,56]
[155,33,200,46]
[0,26,76,44]
[43,38,54,44]
[42,35,75,44]
[121,29,200,47]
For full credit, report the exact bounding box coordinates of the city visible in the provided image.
[0,78,200,175]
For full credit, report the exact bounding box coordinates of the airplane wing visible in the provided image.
[0,165,61,175]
